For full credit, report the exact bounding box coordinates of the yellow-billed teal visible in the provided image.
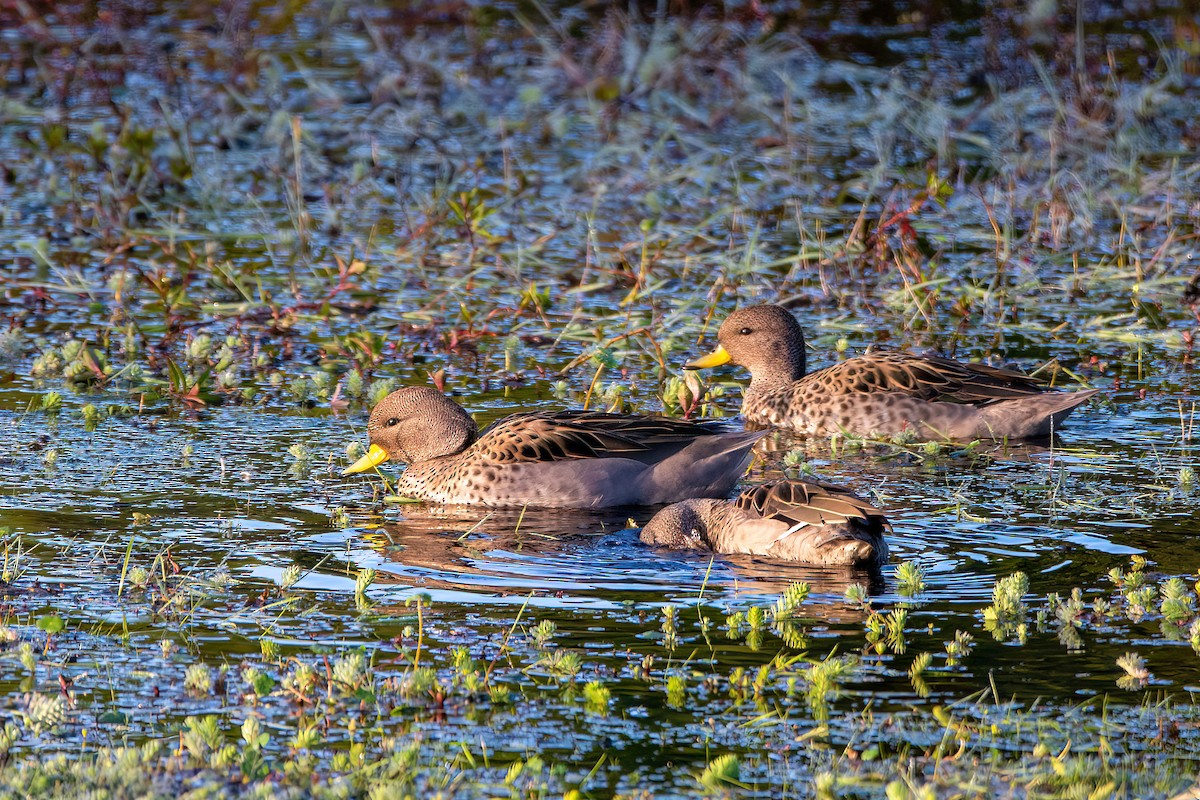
[343,386,764,508]
[686,304,1099,440]
[640,479,889,565]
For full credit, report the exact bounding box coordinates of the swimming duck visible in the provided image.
[686,305,1099,440]
[342,386,764,508]
[640,479,889,566]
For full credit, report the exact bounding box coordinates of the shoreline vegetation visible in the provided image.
[2,1,1199,796]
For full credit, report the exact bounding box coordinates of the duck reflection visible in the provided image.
[355,503,885,622]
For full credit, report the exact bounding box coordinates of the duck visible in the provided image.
[342,386,764,508]
[640,479,889,566]
[685,304,1099,440]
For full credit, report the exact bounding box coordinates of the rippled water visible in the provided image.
[4,376,1195,701]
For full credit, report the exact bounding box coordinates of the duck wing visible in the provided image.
[735,480,888,528]
[472,411,730,465]
[806,352,1046,404]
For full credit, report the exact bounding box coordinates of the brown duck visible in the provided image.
[343,386,764,508]
[640,479,889,566]
[686,305,1099,440]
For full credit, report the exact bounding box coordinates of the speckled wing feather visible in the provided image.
[804,352,1046,404]
[473,411,727,464]
[735,480,888,528]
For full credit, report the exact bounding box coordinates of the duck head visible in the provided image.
[686,304,808,381]
[343,386,478,475]
[639,500,717,549]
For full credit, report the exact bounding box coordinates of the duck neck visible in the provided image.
[746,338,806,398]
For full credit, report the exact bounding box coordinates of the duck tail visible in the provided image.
[978,389,1101,438]
[646,429,766,503]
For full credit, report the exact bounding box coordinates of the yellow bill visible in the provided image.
[342,443,391,476]
[685,345,732,370]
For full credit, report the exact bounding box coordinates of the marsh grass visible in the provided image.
[2,0,1200,796]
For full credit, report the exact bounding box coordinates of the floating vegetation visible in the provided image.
[0,0,1199,796]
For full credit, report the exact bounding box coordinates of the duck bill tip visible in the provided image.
[342,443,391,476]
[684,345,731,370]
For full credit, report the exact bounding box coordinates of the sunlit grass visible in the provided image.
[0,0,1198,796]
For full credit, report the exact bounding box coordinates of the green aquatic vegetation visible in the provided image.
[0,1,1196,796]
[844,583,870,607]
[183,663,212,695]
[344,370,365,399]
[330,506,350,529]
[582,680,610,714]
[126,566,150,589]
[1159,577,1196,623]
[660,604,679,651]
[1116,652,1152,690]
[536,650,583,682]
[863,606,911,656]
[279,564,302,589]
[15,692,65,737]
[332,652,367,691]
[1050,587,1088,631]
[771,581,811,621]
[29,347,64,379]
[399,666,439,700]
[908,652,933,698]
[530,619,557,647]
[487,682,513,707]
[983,572,1030,642]
[960,563,1200,661]
[288,375,313,404]
[259,638,281,663]
[17,643,35,673]
[1178,465,1196,488]
[1125,584,1159,620]
[943,630,974,667]
[698,753,741,791]
[661,372,704,415]
[885,608,909,655]
[309,371,334,400]
[746,606,766,632]
[780,448,811,473]
[895,561,926,597]
[666,674,686,708]
[0,558,1199,795]
[186,334,213,364]
[804,653,859,717]
[344,440,366,463]
[79,403,101,430]
[282,661,319,701]
[288,442,313,479]
[367,379,398,407]
[242,666,275,698]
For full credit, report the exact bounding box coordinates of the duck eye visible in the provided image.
[739,327,752,336]
[385,417,400,427]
